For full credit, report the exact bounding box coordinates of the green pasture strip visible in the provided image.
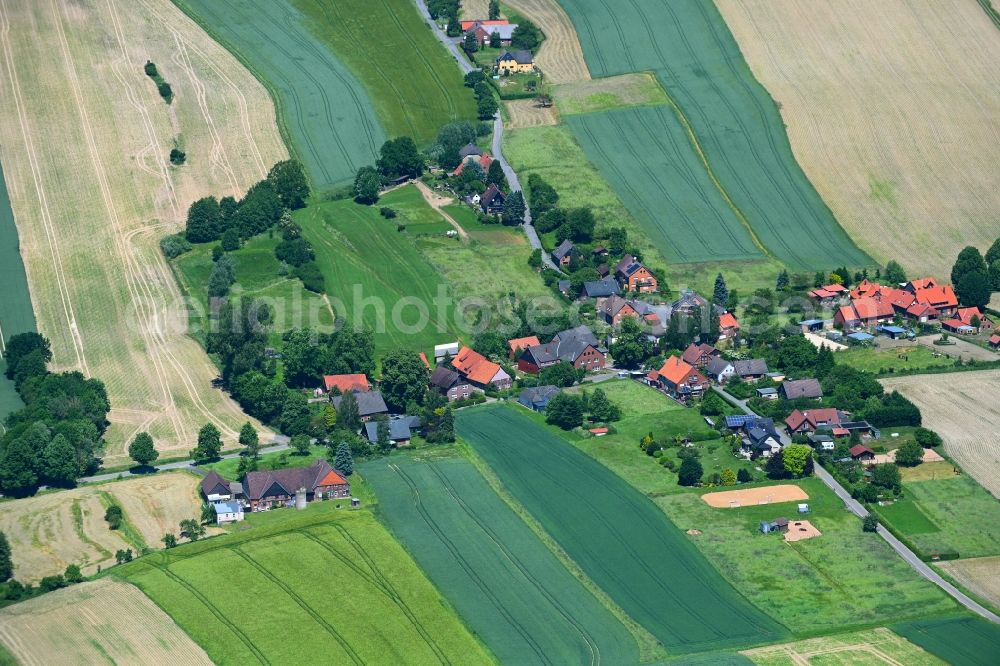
[175,0,384,190]
[892,615,1000,666]
[292,0,475,147]
[901,476,1000,558]
[201,446,328,480]
[71,499,113,562]
[875,498,940,536]
[117,506,490,665]
[98,490,150,553]
[553,72,669,115]
[363,455,640,665]
[457,405,787,653]
[0,160,36,424]
[557,0,871,270]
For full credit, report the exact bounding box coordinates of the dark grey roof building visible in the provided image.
[331,390,389,418]
[780,378,823,400]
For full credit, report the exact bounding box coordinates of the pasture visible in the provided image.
[716,0,1000,281]
[0,0,283,460]
[937,557,1000,612]
[0,579,212,666]
[656,478,956,634]
[503,0,591,83]
[882,370,1000,499]
[556,0,871,271]
[117,504,492,665]
[741,628,944,666]
[291,0,475,147]
[836,344,955,375]
[0,160,35,425]
[458,405,787,653]
[0,472,205,581]
[898,476,1000,558]
[176,0,383,189]
[364,455,641,665]
[892,615,1000,666]
[553,72,668,115]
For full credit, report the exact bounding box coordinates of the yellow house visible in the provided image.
[496,49,534,74]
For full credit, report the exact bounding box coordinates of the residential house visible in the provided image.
[835,297,894,330]
[331,390,389,422]
[733,359,769,382]
[363,416,421,447]
[670,289,721,317]
[756,387,778,400]
[518,326,605,373]
[990,334,1000,349]
[784,408,842,435]
[779,378,823,400]
[705,356,735,383]
[496,49,534,74]
[459,19,509,32]
[200,471,242,503]
[615,255,658,293]
[681,342,719,368]
[905,278,958,317]
[808,283,848,304]
[941,307,993,334]
[452,346,512,389]
[599,295,641,326]
[652,356,710,398]
[518,385,560,411]
[429,366,473,402]
[718,312,740,341]
[453,152,492,177]
[552,239,574,266]
[508,335,541,360]
[581,278,620,299]
[480,183,506,214]
[745,425,782,458]
[434,342,460,362]
[212,501,244,525]
[466,22,517,46]
[243,459,350,512]
[322,374,370,394]
[849,444,875,462]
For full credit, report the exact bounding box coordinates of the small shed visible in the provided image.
[756,387,778,400]
[797,503,809,514]
[877,325,910,340]
[760,517,790,534]
[589,427,609,437]
[846,331,875,344]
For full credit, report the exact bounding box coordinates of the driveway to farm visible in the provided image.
[916,335,998,362]
[414,1,474,74]
[414,180,469,240]
[714,386,1000,625]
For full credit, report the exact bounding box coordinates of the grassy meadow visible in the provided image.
[459,404,787,653]
[553,72,668,115]
[364,455,641,665]
[836,344,955,375]
[116,504,492,665]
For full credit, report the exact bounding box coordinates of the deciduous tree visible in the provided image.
[191,423,222,462]
[677,457,703,486]
[380,350,428,412]
[336,391,362,432]
[353,166,381,204]
[545,393,584,430]
[267,159,310,209]
[885,260,906,284]
[290,434,311,455]
[0,532,12,582]
[609,316,651,369]
[782,444,812,478]
[377,137,424,180]
[951,246,988,288]
[894,440,924,467]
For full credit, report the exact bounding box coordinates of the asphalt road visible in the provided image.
[714,385,1000,624]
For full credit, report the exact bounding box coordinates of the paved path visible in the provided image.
[713,386,1000,624]
[414,1,474,74]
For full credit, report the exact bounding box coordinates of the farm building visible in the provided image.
[756,387,778,400]
[429,366,473,402]
[322,374,370,394]
[615,255,658,293]
[581,278,621,299]
[467,22,518,46]
[808,283,848,303]
[780,378,822,400]
[733,359,768,382]
[849,444,875,462]
[508,335,541,359]
[809,433,835,451]
[331,391,389,421]
[496,49,535,74]
[434,342,460,362]
[212,501,244,525]
[651,356,710,398]
[518,385,561,411]
[518,326,606,373]
[877,325,912,340]
[941,307,993,333]
[363,416,421,447]
[681,342,720,368]
[243,459,350,512]
[846,331,875,345]
[200,471,243,503]
[552,239,574,266]
[452,346,512,389]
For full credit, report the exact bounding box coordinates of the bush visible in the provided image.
[169,148,186,165]
[159,233,192,259]
[677,457,703,486]
[104,505,123,530]
[863,514,879,532]
[293,261,325,293]
[379,207,397,219]
[737,467,752,483]
[158,82,172,102]
[144,61,157,77]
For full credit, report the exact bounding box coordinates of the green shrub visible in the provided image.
[293,261,325,293]
[159,233,192,259]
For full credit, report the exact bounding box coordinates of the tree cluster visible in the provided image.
[427,0,461,35]
[545,388,621,429]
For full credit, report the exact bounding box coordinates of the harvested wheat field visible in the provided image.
[702,484,808,508]
[504,99,558,128]
[716,0,1000,280]
[882,370,1000,499]
[0,578,211,666]
[0,0,282,460]
[937,556,1000,610]
[505,0,590,83]
[0,473,204,581]
[742,627,944,666]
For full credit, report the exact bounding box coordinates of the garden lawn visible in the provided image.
[363,455,639,665]
[382,186,453,235]
[656,478,956,634]
[200,445,329,481]
[115,505,491,665]
[0,160,36,424]
[836,345,955,375]
[292,0,475,148]
[899,476,1000,558]
[556,0,871,270]
[892,615,1000,666]
[176,0,384,189]
[458,404,787,653]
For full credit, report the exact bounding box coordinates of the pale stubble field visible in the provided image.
[0,0,286,460]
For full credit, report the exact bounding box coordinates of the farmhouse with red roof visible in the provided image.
[452,346,511,390]
[323,374,370,394]
[654,356,709,398]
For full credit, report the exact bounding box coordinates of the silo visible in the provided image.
[295,487,307,510]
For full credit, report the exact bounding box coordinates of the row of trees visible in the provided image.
[545,388,622,430]
[0,333,111,495]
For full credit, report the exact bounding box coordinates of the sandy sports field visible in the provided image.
[0,0,282,460]
[702,484,809,508]
[0,579,211,666]
[882,370,1000,499]
[784,520,821,543]
[0,472,203,581]
[716,0,1000,281]
[937,556,1000,611]
[741,627,944,666]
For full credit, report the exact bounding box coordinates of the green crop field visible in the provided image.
[458,405,787,653]
[116,504,491,664]
[0,161,36,425]
[176,0,385,189]
[364,455,640,665]
[555,0,870,270]
[893,615,1000,666]
[291,0,475,147]
[897,476,1000,558]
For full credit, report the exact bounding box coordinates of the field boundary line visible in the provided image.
[230,545,364,665]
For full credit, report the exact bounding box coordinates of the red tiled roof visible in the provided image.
[719,312,739,330]
[460,19,509,31]
[508,335,541,354]
[941,318,967,330]
[453,153,492,176]
[852,297,894,321]
[850,444,874,457]
[589,427,609,434]
[658,356,698,386]
[913,284,957,309]
[452,346,502,385]
[956,307,984,326]
[837,305,859,323]
[990,334,1000,345]
[418,352,430,369]
[785,408,841,431]
[323,374,370,393]
[681,343,716,365]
